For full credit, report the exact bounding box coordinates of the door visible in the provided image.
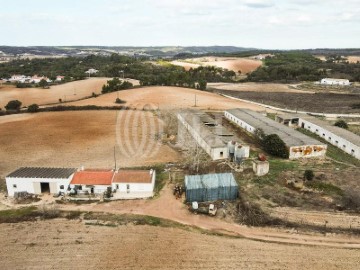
[40,182,50,193]
[49,182,57,194]
[126,184,130,193]
[33,182,41,194]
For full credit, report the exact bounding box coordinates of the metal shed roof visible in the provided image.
[6,167,77,179]
[185,173,238,190]
[226,109,325,147]
[178,109,241,148]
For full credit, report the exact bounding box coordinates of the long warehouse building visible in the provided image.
[225,109,327,159]
[276,114,360,160]
[178,109,249,161]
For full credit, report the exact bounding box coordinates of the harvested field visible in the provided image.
[66,86,266,111]
[0,219,359,270]
[172,56,262,73]
[0,78,139,108]
[217,90,360,114]
[347,56,360,63]
[208,82,308,93]
[0,111,179,179]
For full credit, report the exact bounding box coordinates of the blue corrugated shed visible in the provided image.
[185,173,238,202]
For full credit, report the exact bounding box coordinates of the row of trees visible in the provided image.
[248,52,360,82]
[0,54,236,90]
[101,78,133,94]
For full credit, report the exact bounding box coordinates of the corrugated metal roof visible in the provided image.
[277,113,360,147]
[7,167,77,179]
[226,109,325,147]
[178,109,241,148]
[185,173,238,190]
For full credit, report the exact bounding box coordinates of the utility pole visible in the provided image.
[114,145,117,171]
[194,94,197,107]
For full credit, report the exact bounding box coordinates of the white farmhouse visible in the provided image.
[320,78,350,86]
[69,169,114,195]
[112,170,156,199]
[5,167,76,196]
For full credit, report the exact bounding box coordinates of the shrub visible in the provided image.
[27,104,39,113]
[262,134,288,158]
[115,98,126,104]
[5,100,22,111]
[304,170,314,181]
[334,120,348,129]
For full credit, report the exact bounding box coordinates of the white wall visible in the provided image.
[320,79,350,86]
[299,119,360,159]
[225,111,257,134]
[112,170,156,198]
[288,145,327,159]
[6,176,73,197]
[68,184,110,195]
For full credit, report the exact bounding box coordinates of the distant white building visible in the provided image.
[85,68,99,75]
[320,78,350,86]
[56,75,65,82]
[30,75,52,84]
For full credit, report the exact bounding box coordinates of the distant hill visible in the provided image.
[0,46,256,58]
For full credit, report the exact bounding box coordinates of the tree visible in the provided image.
[334,120,348,129]
[5,100,22,111]
[38,79,48,89]
[27,104,39,113]
[197,80,207,90]
[304,170,314,181]
[262,134,288,158]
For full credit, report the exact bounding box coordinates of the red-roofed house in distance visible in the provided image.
[112,169,156,199]
[69,169,114,195]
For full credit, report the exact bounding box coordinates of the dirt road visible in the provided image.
[58,184,360,249]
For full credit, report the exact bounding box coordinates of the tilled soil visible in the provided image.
[0,219,359,270]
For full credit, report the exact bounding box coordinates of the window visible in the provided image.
[316,129,318,132]
[343,145,346,149]
[13,184,17,188]
[335,140,338,144]
[328,137,331,140]
[220,151,224,157]
[116,184,119,189]
[60,185,64,189]
[322,133,325,136]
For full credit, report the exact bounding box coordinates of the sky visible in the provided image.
[0,0,359,49]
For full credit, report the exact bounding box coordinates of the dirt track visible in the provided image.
[58,184,360,249]
[0,111,179,179]
[208,82,311,93]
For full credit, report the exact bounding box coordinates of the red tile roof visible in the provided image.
[70,170,114,185]
[113,170,152,184]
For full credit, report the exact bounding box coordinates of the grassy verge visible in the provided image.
[306,181,344,196]
[0,206,82,223]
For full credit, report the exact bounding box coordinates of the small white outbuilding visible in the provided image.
[320,78,350,86]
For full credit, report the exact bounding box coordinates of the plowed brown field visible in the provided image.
[0,110,179,179]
